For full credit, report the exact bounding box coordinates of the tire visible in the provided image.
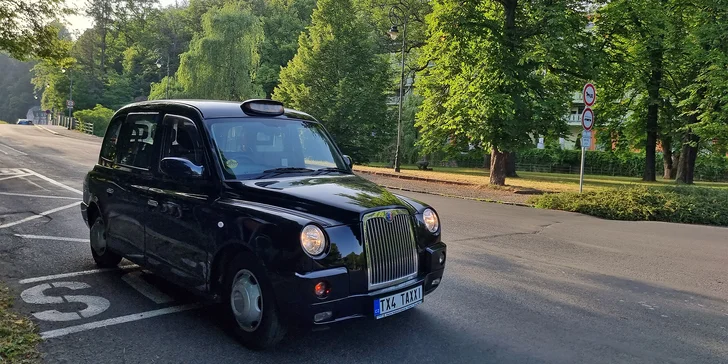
[223,253,287,350]
[90,217,122,268]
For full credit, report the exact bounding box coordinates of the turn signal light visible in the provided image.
[314,281,330,298]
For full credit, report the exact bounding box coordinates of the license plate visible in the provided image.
[373,285,423,319]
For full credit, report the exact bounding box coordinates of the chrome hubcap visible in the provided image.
[91,222,107,255]
[230,269,262,332]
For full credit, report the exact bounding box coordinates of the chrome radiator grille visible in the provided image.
[362,209,418,290]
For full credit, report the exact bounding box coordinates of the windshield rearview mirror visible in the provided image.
[342,155,353,169]
[160,157,204,179]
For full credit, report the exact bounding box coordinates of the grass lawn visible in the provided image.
[357,163,728,193]
[0,284,40,363]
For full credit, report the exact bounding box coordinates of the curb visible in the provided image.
[380,184,535,208]
[34,124,60,135]
[353,168,475,186]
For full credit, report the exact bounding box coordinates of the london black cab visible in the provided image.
[80,99,447,348]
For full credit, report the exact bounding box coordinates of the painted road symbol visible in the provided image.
[20,281,110,322]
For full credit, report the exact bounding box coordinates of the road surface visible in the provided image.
[0,124,726,364]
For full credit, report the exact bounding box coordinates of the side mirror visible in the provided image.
[342,155,353,169]
[160,157,204,179]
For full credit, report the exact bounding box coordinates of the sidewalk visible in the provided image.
[35,124,102,143]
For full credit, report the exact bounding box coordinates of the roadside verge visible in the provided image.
[0,283,40,363]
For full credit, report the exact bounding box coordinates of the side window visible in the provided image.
[99,115,124,166]
[116,113,159,169]
[161,115,205,167]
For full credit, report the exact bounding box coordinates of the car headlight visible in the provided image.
[300,225,327,257]
[423,208,439,233]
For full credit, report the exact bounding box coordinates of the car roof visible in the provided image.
[117,99,318,122]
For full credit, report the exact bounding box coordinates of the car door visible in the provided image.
[105,112,161,263]
[143,113,216,291]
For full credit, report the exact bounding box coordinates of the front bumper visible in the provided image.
[280,242,446,325]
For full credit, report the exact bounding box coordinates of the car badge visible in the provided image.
[384,210,393,222]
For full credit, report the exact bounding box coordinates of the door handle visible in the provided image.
[147,199,158,208]
[106,188,114,195]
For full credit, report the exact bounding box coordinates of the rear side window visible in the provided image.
[99,116,123,166]
[116,113,159,169]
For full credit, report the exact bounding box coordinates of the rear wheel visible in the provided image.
[223,253,287,349]
[90,217,122,268]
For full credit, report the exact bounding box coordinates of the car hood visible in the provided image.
[222,174,415,226]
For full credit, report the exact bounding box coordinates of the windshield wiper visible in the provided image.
[262,167,315,173]
[312,167,349,175]
[256,167,315,179]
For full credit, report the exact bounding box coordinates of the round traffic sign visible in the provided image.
[583,83,596,106]
[582,107,594,131]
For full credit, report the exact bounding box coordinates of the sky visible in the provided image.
[63,0,178,34]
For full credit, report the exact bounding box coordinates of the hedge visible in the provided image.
[73,104,115,137]
[516,148,728,181]
[531,185,728,227]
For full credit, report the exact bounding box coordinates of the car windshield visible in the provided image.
[206,117,348,180]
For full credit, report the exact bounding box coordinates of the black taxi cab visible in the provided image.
[80,99,447,349]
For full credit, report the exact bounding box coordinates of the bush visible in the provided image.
[531,185,728,227]
[73,104,115,137]
[517,148,728,181]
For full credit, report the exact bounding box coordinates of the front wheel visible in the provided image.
[90,217,122,268]
[224,253,287,349]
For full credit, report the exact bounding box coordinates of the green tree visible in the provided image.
[416,0,592,185]
[0,54,36,122]
[0,0,69,60]
[273,0,392,163]
[176,3,264,100]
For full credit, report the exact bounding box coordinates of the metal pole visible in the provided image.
[165,53,170,99]
[579,146,586,193]
[394,15,407,173]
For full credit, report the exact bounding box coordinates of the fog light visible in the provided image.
[314,311,333,323]
[439,251,446,265]
[431,278,441,286]
[314,281,330,298]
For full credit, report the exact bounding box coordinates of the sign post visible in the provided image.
[580,84,596,193]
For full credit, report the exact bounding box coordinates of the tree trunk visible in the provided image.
[490,148,507,185]
[661,137,672,180]
[643,41,663,182]
[506,151,518,177]
[676,132,699,184]
[670,153,679,179]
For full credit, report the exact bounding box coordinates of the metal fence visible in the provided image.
[77,121,94,135]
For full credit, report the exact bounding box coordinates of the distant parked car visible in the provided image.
[16,119,33,125]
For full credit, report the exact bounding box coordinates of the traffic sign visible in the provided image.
[583,83,596,106]
[581,107,594,131]
[66,100,74,109]
[581,130,592,148]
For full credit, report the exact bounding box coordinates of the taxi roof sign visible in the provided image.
[241,99,284,116]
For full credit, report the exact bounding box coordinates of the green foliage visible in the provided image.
[0,54,36,122]
[73,104,114,136]
[0,284,41,363]
[273,0,392,163]
[0,0,69,60]
[177,3,264,100]
[517,148,728,181]
[416,0,592,182]
[532,185,728,227]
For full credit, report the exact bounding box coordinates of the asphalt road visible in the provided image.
[0,124,726,364]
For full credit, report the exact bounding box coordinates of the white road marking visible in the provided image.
[21,168,82,195]
[18,265,139,284]
[121,271,173,304]
[21,175,51,192]
[0,173,33,181]
[0,147,7,154]
[0,201,81,229]
[15,234,90,243]
[0,192,80,200]
[40,303,202,339]
[0,168,26,175]
[0,143,27,155]
[21,281,111,322]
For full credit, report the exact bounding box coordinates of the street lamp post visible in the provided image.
[61,67,73,119]
[388,7,407,173]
